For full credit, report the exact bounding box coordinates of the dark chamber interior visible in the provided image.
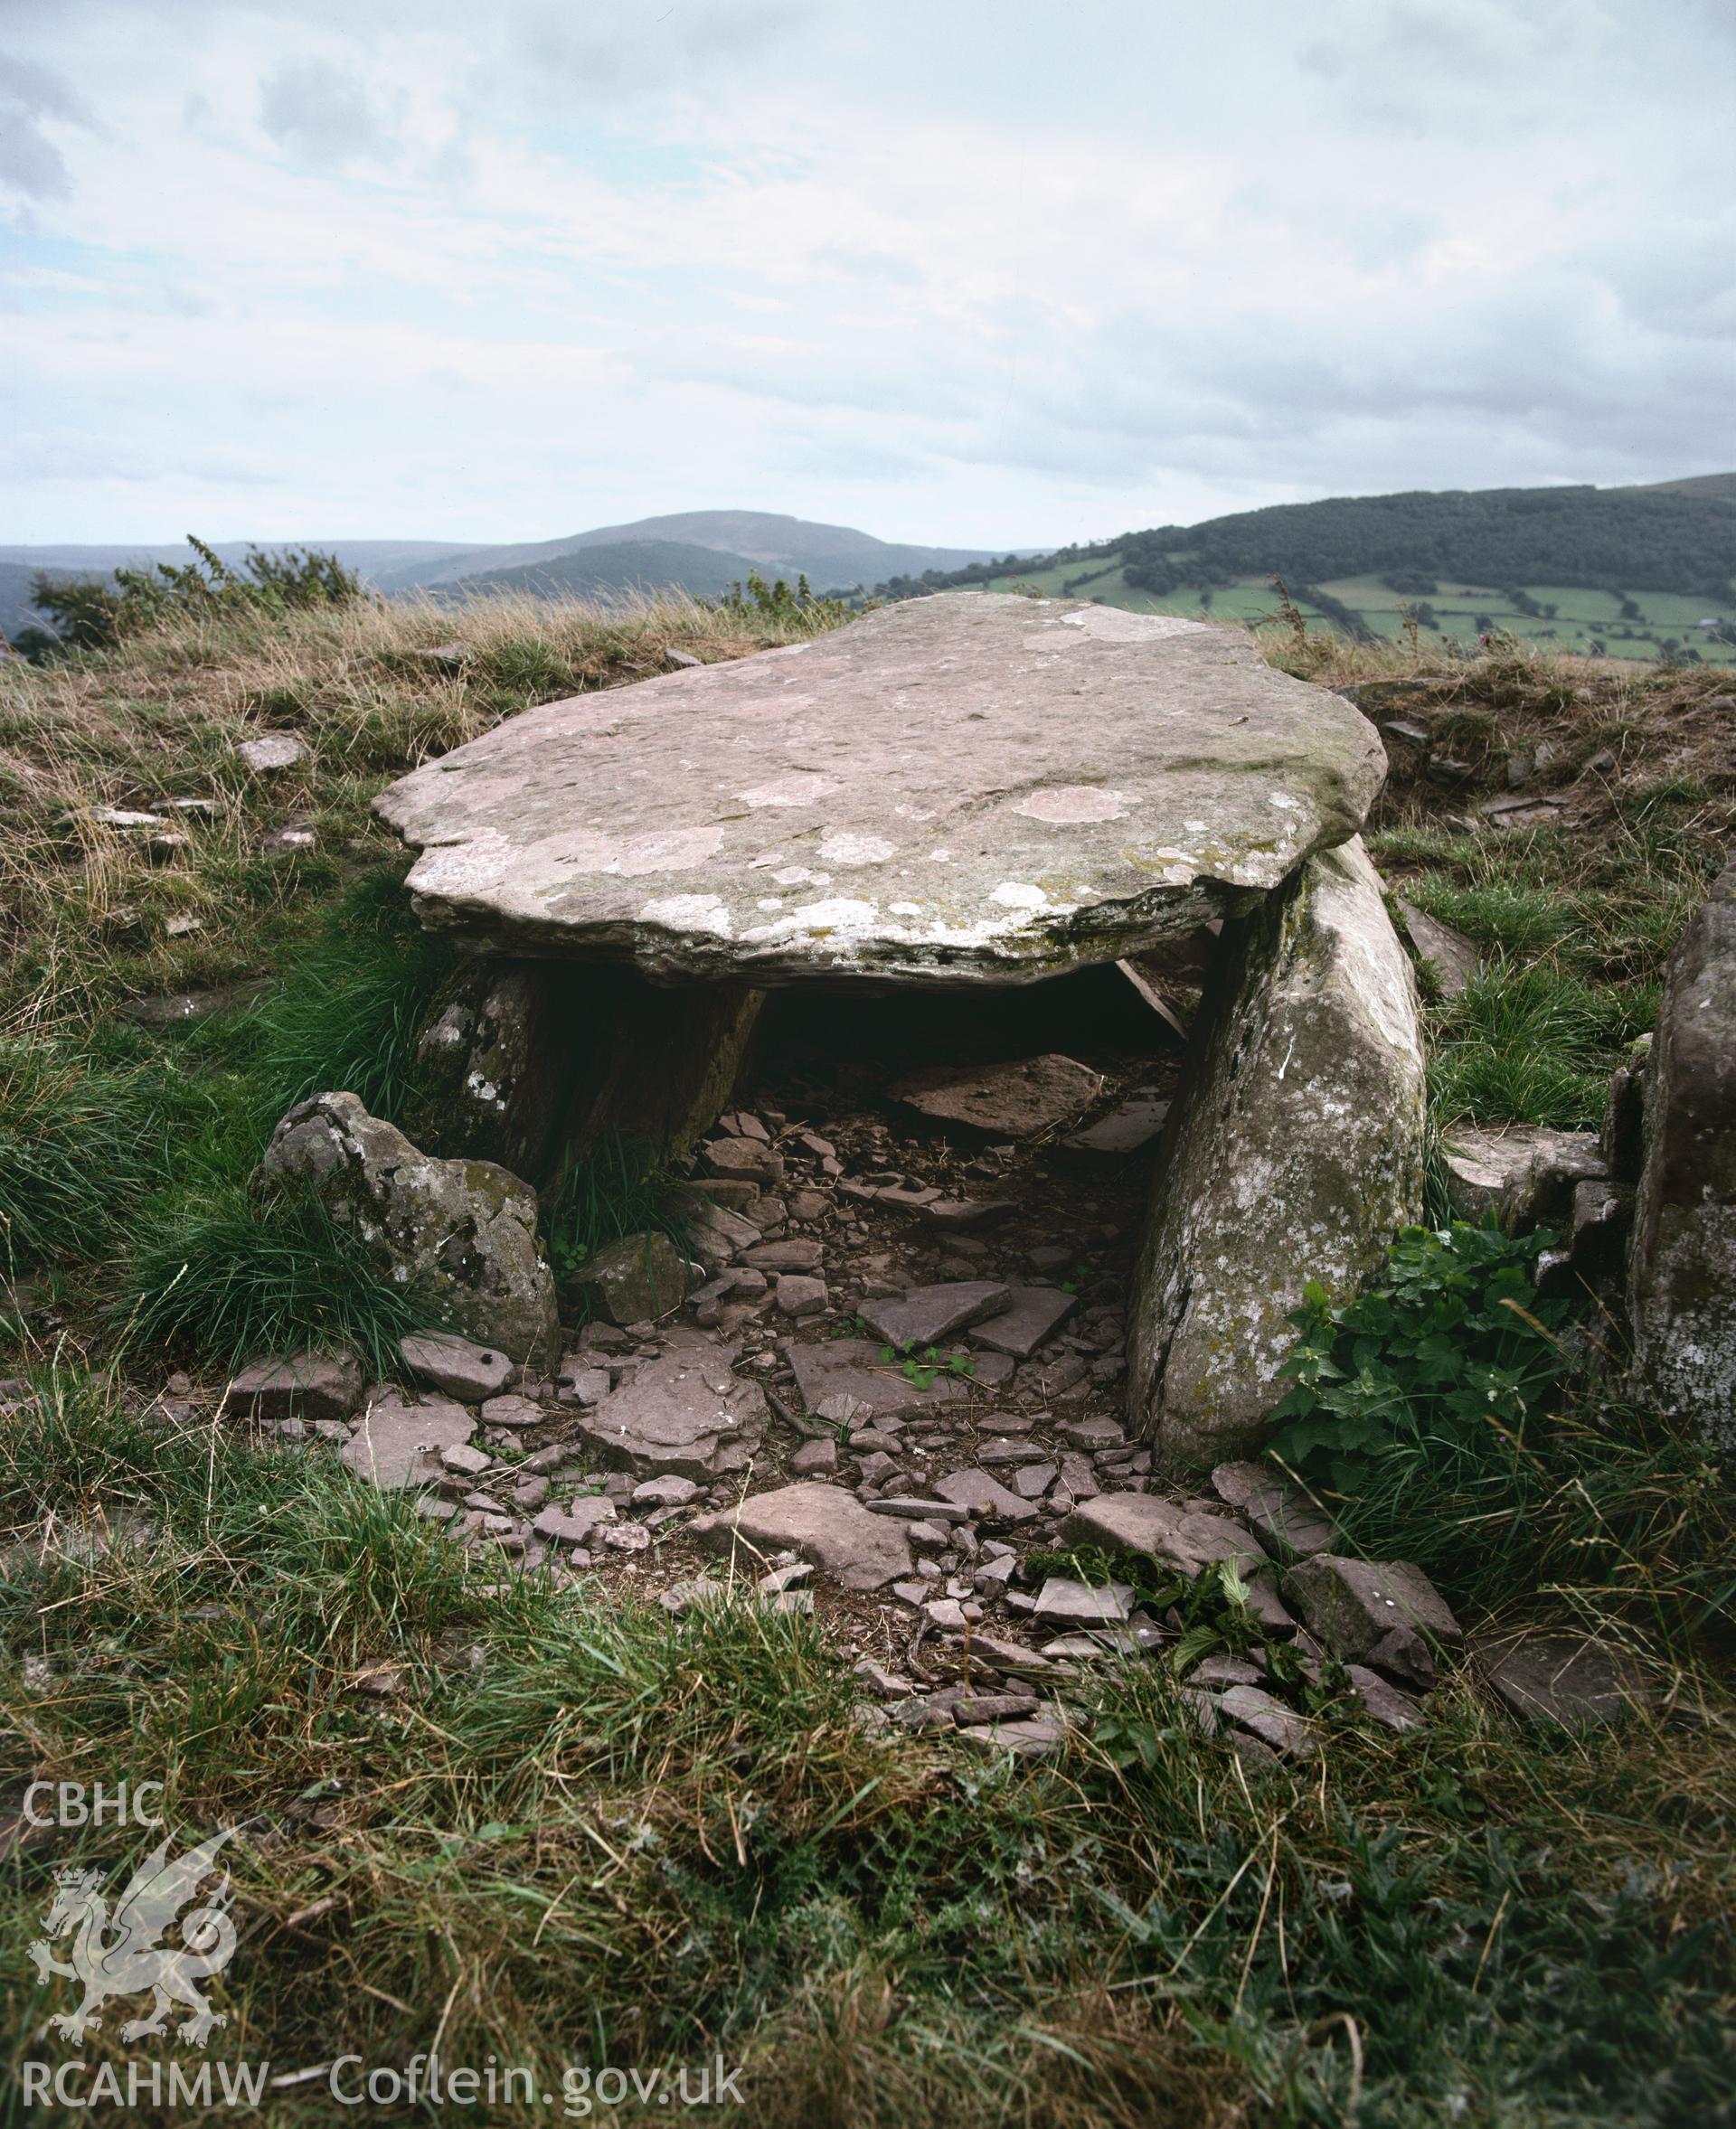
[752,956,1194,1113]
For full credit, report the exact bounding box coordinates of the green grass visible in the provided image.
[0,583,809,1357]
[3,597,1732,2124]
[0,1043,176,1270]
[545,1129,698,1288]
[1371,796,1721,1129]
[1426,961,1633,1128]
[2,1374,1731,2127]
[116,1183,420,1375]
[958,562,1736,664]
[191,865,457,1141]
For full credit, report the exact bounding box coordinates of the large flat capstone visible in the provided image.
[374,594,1386,986]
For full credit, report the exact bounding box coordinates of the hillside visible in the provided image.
[2,514,1016,641]
[443,538,769,602]
[373,511,1011,596]
[883,481,1736,665]
[1621,472,1736,503]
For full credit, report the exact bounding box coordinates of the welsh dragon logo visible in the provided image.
[28,1827,238,2047]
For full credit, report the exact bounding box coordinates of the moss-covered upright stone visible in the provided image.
[1127,839,1425,1469]
[414,960,573,1181]
[257,1090,558,1364]
[373,593,1386,986]
[414,957,763,1190]
[1629,860,1736,1453]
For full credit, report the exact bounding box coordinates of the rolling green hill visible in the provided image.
[443,539,768,603]
[882,481,1736,664]
[373,511,1010,596]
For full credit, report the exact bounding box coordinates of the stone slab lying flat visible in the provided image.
[788,1340,967,1422]
[1059,1493,1269,1580]
[400,1332,517,1403]
[932,1468,1039,1522]
[891,1055,1102,1136]
[1065,1097,1172,1154]
[341,1391,475,1489]
[860,1282,1011,1349]
[967,1286,1077,1359]
[688,1482,914,1590]
[572,1329,765,1479]
[374,593,1386,985]
[1476,1629,1653,1726]
[225,1350,362,1423]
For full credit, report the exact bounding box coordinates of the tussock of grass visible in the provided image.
[117,1183,419,1373]
[1426,958,1636,1128]
[199,868,456,1139]
[0,1042,174,1269]
[546,1128,699,1288]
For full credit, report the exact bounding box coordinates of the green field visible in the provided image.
[966,560,1736,664]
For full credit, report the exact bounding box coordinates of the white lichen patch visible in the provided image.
[1053,606,1207,642]
[604,825,725,876]
[1013,786,1130,825]
[638,895,734,936]
[736,772,842,809]
[991,882,1048,909]
[817,830,898,866]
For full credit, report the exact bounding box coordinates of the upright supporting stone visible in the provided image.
[1127,839,1426,1471]
[415,957,763,1191]
[415,960,580,1182]
[1629,861,1736,1454]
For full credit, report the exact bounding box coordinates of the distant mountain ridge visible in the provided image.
[373,511,1010,595]
[446,539,769,602]
[0,513,1014,638]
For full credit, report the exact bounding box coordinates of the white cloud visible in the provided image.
[258,57,397,167]
[2,0,1731,543]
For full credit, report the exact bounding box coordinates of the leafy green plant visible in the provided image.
[29,536,363,653]
[1269,1220,1571,1492]
[875,1339,976,1388]
[712,570,851,627]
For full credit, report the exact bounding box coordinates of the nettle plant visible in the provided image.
[1268,1220,1573,1492]
[879,1340,976,1390]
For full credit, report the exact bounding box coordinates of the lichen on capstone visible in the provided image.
[373,592,1386,987]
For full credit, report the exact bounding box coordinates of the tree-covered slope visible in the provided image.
[888,484,1735,604]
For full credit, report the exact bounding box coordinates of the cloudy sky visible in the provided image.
[3,0,1731,548]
